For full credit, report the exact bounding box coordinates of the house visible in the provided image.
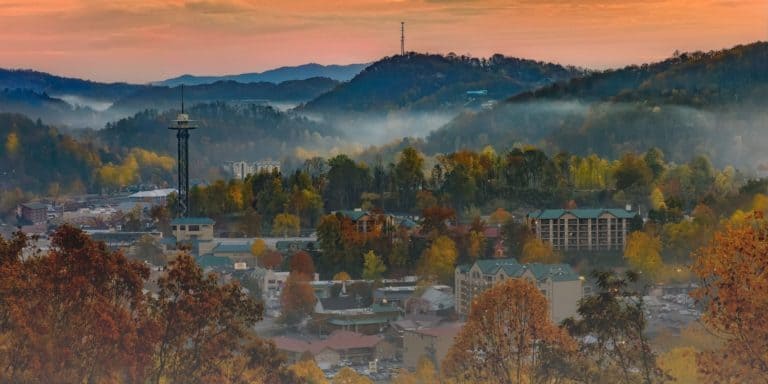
[170,217,216,256]
[335,209,397,234]
[211,241,254,264]
[314,296,402,335]
[272,330,395,369]
[403,323,463,370]
[526,208,638,251]
[20,202,47,224]
[454,258,582,323]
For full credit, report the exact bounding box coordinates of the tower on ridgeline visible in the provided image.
[401,21,405,55]
[168,85,196,218]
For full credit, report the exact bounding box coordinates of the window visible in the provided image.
[180,225,186,230]
[171,225,177,230]
[188,225,200,231]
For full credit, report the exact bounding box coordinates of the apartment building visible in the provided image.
[526,208,638,252]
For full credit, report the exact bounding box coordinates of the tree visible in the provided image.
[279,273,316,327]
[521,238,560,264]
[150,253,263,384]
[691,212,768,383]
[362,250,386,281]
[250,238,267,258]
[273,213,301,237]
[658,347,701,384]
[133,234,167,266]
[333,271,351,281]
[290,251,316,278]
[443,278,574,384]
[562,270,667,384]
[332,367,373,384]
[421,205,455,236]
[0,225,154,383]
[502,221,535,257]
[290,359,328,384]
[260,250,283,270]
[418,236,457,284]
[488,207,514,226]
[624,232,662,277]
[393,147,425,211]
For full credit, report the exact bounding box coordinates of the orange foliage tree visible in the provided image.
[691,212,768,383]
[442,278,574,383]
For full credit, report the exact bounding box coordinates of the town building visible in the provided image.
[170,217,216,256]
[454,258,582,323]
[402,323,463,370]
[526,208,638,252]
[272,330,395,369]
[20,202,47,224]
[227,160,281,180]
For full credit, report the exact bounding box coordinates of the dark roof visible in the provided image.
[171,217,215,225]
[319,296,367,311]
[335,210,369,221]
[213,242,252,253]
[21,202,47,210]
[528,208,637,220]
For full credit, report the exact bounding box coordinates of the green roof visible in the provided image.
[171,217,215,225]
[213,242,252,254]
[528,208,637,220]
[335,210,369,221]
[196,254,230,268]
[460,258,580,282]
[371,303,401,313]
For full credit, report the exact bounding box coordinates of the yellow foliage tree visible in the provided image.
[650,187,666,210]
[5,132,19,157]
[467,230,485,261]
[658,347,701,384]
[290,360,328,384]
[362,250,386,281]
[521,238,560,264]
[332,271,351,281]
[250,239,266,258]
[624,231,663,277]
[273,213,301,237]
[419,236,458,284]
[332,367,373,384]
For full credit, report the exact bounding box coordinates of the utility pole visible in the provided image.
[401,21,405,56]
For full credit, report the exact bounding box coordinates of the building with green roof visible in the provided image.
[455,258,583,322]
[526,208,638,252]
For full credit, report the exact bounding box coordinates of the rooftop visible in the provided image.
[528,208,637,220]
[21,202,47,210]
[129,188,177,199]
[171,217,215,225]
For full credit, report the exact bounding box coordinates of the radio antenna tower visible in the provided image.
[401,21,405,55]
[169,85,197,217]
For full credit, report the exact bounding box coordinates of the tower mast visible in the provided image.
[169,86,196,217]
[401,21,405,56]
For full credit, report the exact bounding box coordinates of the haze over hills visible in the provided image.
[421,42,768,169]
[0,68,146,102]
[154,63,368,87]
[107,77,340,115]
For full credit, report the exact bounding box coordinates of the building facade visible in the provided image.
[403,323,463,370]
[20,202,47,224]
[454,258,582,323]
[526,208,637,252]
[228,160,281,180]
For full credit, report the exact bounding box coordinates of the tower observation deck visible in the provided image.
[168,96,196,218]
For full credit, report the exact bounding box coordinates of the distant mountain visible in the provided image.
[300,53,585,115]
[155,63,368,86]
[0,68,145,101]
[108,77,340,115]
[422,42,768,168]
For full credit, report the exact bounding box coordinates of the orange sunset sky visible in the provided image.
[1,0,766,83]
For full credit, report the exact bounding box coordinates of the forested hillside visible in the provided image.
[423,42,768,169]
[301,53,585,115]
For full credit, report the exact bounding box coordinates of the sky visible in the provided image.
[0,0,766,83]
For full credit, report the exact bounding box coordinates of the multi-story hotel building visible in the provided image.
[454,258,582,323]
[526,208,637,252]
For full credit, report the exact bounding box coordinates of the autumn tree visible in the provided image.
[290,250,316,278]
[333,271,352,281]
[0,225,154,383]
[624,232,662,277]
[273,212,301,237]
[418,235,457,284]
[150,253,263,384]
[488,207,514,226]
[250,238,266,258]
[443,278,574,384]
[260,249,284,270]
[521,238,561,264]
[562,270,667,384]
[332,367,373,384]
[132,234,167,266]
[691,212,768,383]
[290,359,328,384]
[362,250,386,281]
